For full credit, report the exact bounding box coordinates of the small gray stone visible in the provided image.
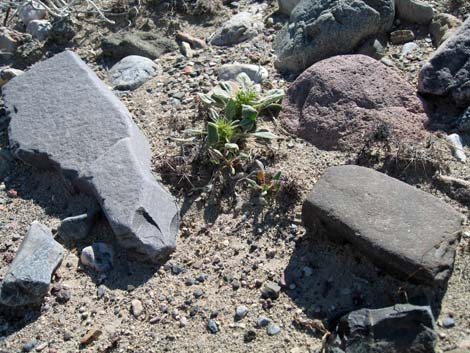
[235,305,248,320]
[58,210,98,241]
[26,20,51,42]
[180,41,193,58]
[401,42,419,56]
[303,165,462,286]
[109,55,160,91]
[257,316,270,327]
[261,281,281,299]
[131,299,144,317]
[207,319,218,333]
[326,304,437,353]
[19,2,46,25]
[22,338,37,352]
[80,242,113,272]
[218,63,268,83]
[267,323,281,336]
[442,317,455,328]
[0,222,64,307]
[395,0,434,25]
[193,288,203,298]
[446,134,466,163]
[210,12,261,46]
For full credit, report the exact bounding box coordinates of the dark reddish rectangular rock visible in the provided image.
[302,165,462,286]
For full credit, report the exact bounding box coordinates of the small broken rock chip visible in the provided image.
[326,304,437,353]
[131,299,144,317]
[109,55,160,91]
[0,222,64,307]
[80,327,102,345]
[418,16,470,107]
[3,51,180,263]
[280,54,427,152]
[303,165,462,286]
[80,243,113,272]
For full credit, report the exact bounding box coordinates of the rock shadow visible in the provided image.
[284,226,448,330]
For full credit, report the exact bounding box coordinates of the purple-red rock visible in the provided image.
[280,54,427,151]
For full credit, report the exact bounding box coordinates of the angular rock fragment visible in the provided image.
[58,210,98,241]
[280,55,427,151]
[326,304,437,353]
[274,0,394,73]
[0,222,64,307]
[418,17,470,107]
[102,31,177,60]
[210,12,261,46]
[81,243,113,272]
[303,165,462,286]
[3,51,180,263]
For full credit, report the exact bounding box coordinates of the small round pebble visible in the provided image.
[22,339,37,352]
[267,323,281,336]
[207,319,218,334]
[257,316,270,327]
[185,277,195,286]
[193,288,203,298]
[235,305,248,320]
[442,317,455,328]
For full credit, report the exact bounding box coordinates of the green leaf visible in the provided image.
[241,104,257,121]
[207,122,219,145]
[246,178,258,188]
[255,89,285,111]
[199,93,215,105]
[253,131,279,139]
[236,73,253,91]
[224,143,239,152]
[273,171,282,181]
[225,99,240,121]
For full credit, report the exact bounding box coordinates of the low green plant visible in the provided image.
[246,160,282,204]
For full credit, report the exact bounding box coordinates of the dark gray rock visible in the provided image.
[326,304,437,353]
[395,0,434,25]
[210,12,261,46]
[261,281,281,299]
[58,210,98,241]
[418,17,470,107]
[109,55,160,91]
[278,0,301,15]
[303,165,462,286]
[273,0,394,73]
[4,51,180,263]
[80,242,113,272]
[0,222,64,307]
[102,31,177,60]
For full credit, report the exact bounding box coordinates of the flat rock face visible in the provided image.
[303,165,462,286]
[326,304,437,353]
[418,17,470,107]
[0,222,64,307]
[4,51,180,263]
[280,55,427,151]
[273,0,394,73]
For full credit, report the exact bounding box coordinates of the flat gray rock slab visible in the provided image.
[4,50,180,263]
[303,165,462,286]
[418,17,470,107]
[0,222,64,307]
[326,304,437,353]
[109,55,160,91]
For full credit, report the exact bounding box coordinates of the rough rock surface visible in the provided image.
[26,20,51,42]
[278,0,301,15]
[302,165,462,286]
[273,0,394,73]
[3,51,180,263]
[210,12,261,46]
[218,63,268,83]
[430,13,462,47]
[58,210,98,241]
[395,0,434,25]
[109,55,160,91]
[326,304,437,353]
[280,55,427,151]
[102,31,177,60]
[18,1,47,26]
[418,17,470,107]
[0,222,64,307]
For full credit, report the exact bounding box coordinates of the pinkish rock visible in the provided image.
[280,54,428,151]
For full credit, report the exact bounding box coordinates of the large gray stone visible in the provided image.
[274,0,394,73]
[395,0,434,25]
[102,31,177,60]
[210,12,262,46]
[0,222,64,307]
[109,55,160,91]
[3,51,180,263]
[418,17,470,107]
[303,165,462,286]
[326,304,437,353]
